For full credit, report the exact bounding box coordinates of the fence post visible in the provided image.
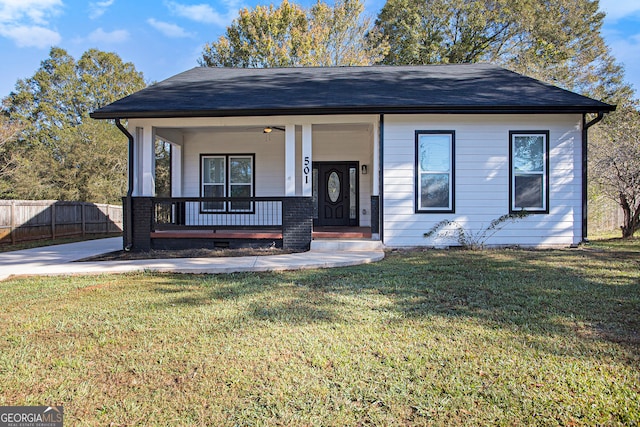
[51,201,56,240]
[81,203,86,237]
[10,200,16,245]
[105,204,110,234]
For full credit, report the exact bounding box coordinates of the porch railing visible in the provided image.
[152,197,283,231]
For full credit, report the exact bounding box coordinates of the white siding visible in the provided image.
[383,114,583,247]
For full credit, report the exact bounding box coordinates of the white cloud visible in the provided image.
[598,0,640,21]
[0,0,62,47]
[0,23,61,47]
[0,0,63,24]
[147,17,194,38]
[87,27,129,43]
[165,1,238,27]
[89,0,115,19]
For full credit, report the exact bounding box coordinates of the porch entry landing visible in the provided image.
[313,227,372,239]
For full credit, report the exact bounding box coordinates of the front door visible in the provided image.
[313,162,358,227]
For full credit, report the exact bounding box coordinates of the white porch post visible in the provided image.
[301,124,312,196]
[171,144,182,197]
[285,124,296,196]
[372,119,380,196]
[134,125,156,197]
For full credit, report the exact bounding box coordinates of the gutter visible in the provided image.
[581,111,606,243]
[115,119,134,251]
[89,104,616,120]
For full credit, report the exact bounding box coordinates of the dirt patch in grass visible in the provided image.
[80,246,297,261]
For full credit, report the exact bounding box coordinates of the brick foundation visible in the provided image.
[282,197,313,251]
[371,196,380,235]
[130,197,153,252]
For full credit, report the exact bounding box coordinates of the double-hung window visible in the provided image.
[415,131,455,213]
[509,131,549,213]
[201,154,254,213]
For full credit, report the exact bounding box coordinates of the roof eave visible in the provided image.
[90,104,616,120]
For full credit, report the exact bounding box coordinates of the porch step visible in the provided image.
[310,239,384,252]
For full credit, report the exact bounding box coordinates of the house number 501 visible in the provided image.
[303,156,310,184]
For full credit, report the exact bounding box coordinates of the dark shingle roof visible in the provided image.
[90,64,614,119]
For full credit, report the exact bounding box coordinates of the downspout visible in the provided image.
[379,113,384,243]
[582,111,605,243]
[115,118,134,251]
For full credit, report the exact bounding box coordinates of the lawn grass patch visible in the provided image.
[1,239,638,425]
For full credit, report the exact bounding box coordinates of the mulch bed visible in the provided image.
[78,247,297,262]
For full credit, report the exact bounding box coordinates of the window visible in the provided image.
[415,131,455,213]
[201,154,254,212]
[510,131,549,213]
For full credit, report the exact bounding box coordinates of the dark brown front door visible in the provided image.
[314,162,358,227]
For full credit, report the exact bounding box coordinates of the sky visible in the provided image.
[0,0,639,100]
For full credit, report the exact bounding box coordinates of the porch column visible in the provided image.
[133,126,156,197]
[171,144,182,197]
[301,124,312,196]
[371,118,381,237]
[285,124,296,196]
[372,119,380,197]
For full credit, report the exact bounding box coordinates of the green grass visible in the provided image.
[1,239,638,426]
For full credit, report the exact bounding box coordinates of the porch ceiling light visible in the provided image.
[263,126,285,133]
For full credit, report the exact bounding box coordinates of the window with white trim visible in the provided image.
[201,154,254,212]
[415,131,455,213]
[510,131,549,213]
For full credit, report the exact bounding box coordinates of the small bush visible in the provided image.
[424,210,529,249]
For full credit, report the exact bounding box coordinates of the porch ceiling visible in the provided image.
[156,122,372,135]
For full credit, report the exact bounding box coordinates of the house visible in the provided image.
[90,64,615,251]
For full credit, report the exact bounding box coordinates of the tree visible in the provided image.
[200,0,385,67]
[372,0,632,103]
[590,107,640,238]
[371,0,517,65]
[1,47,146,203]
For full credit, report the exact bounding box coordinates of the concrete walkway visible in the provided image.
[0,237,385,281]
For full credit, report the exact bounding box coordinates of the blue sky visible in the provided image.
[0,0,639,100]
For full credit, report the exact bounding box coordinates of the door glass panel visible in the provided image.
[312,168,318,219]
[349,167,356,219]
[328,171,340,203]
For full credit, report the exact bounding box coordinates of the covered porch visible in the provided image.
[122,115,381,251]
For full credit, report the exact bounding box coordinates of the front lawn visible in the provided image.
[1,239,638,425]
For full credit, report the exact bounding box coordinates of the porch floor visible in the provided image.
[150,227,372,240]
[151,230,283,239]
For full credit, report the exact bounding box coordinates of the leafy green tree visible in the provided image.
[372,0,633,103]
[371,0,516,65]
[1,47,145,203]
[200,0,384,67]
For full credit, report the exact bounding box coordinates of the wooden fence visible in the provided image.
[588,196,625,235]
[0,200,122,245]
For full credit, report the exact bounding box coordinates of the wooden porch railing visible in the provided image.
[152,197,283,231]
